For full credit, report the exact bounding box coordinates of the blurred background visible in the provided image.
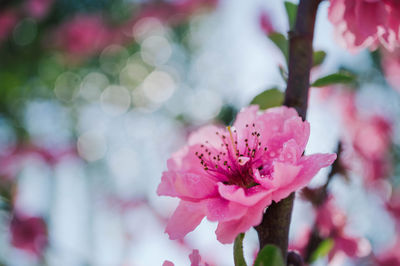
[0,0,400,265]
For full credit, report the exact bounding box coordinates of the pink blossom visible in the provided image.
[319,88,392,183]
[53,15,113,59]
[345,110,392,183]
[0,9,18,42]
[162,261,175,266]
[172,0,218,17]
[352,115,392,162]
[291,198,369,262]
[158,105,336,243]
[163,249,210,266]
[189,249,210,266]
[120,0,217,35]
[10,214,48,256]
[0,144,77,180]
[386,189,400,227]
[374,237,400,266]
[26,0,54,19]
[382,48,400,93]
[259,12,274,35]
[189,249,201,266]
[328,0,400,52]
[316,197,370,261]
[289,226,311,257]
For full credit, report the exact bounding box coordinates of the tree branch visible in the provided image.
[255,0,322,262]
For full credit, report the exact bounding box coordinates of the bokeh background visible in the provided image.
[1,0,400,265]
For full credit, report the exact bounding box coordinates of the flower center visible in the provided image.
[194,123,268,188]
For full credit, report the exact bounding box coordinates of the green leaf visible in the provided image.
[254,245,285,266]
[278,65,288,83]
[233,233,247,266]
[284,1,298,30]
[217,104,238,126]
[250,88,284,110]
[311,72,356,87]
[268,33,288,62]
[310,238,334,262]
[313,50,327,67]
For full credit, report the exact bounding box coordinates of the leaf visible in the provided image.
[310,238,334,262]
[250,88,284,110]
[313,50,326,67]
[217,104,238,126]
[278,65,288,83]
[254,245,285,266]
[233,233,247,266]
[284,1,298,30]
[268,33,288,62]
[311,72,356,87]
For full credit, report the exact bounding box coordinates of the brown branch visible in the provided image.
[255,0,322,262]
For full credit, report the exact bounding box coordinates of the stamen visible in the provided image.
[227,126,238,157]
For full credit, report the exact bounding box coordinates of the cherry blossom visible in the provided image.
[158,105,336,243]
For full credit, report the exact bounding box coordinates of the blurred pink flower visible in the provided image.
[316,197,370,261]
[158,105,336,243]
[382,48,400,93]
[162,261,174,266]
[120,0,217,36]
[328,0,400,52]
[163,249,210,266]
[189,249,210,266]
[0,9,18,42]
[172,0,218,17]
[26,0,54,19]
[0,144,77,180]
[10,214,47,256]
[386,189,400,227]
[352,115,391,161]
[316,197,346,236]
[344,106,392,183]
[374,237,400,266]
[319,88,392,183]
[291,198,370,262]
[259,12,274,35]
[289,226,311,257]
[53,15,113,59]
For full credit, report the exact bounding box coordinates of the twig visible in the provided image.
[255,0,322,261]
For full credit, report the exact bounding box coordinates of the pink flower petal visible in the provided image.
[297,153,337,185]
[189,250,201,266]
[165,201,205,240]
[233,105,259,131]
[217,183,271,206]
[157,170,217,201]
[269,162,302,202]
[328,0,398,52]
[188,125,225,148]
[215,197,270,244]
[204,197,247,221]
[258,106,310,155]
[163,261,175,266]
[269,153,336,203]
